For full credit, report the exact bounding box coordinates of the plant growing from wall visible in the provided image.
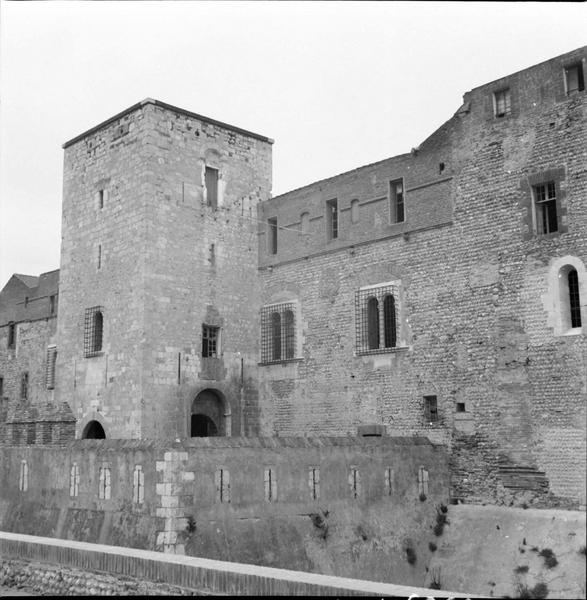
[309,510,329,540]
[579,545,586,556]
[428,541,437,552]
[185,515,197,535]
[428,566,441,590]
[515,582,548,599]
[538,548,558,569]
[419,492,427,502]
[405,546,417,565]
[514,565,529,574]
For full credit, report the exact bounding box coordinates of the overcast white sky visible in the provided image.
[0,1,585,288]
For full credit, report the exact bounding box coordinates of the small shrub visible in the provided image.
[185,515,197,534]
[579,544,586,556]
[429,566,441,590]
[530,546,539,552]
[439,503,448,513]
[433,522,444,537]
[419,492,427,502]
[539,548,558,569]
[514,565,529,574]
[521,502,529,509]
[531,582,548,599]
[406,546,417,565]
[516,583,533,599]
[310,510,329,540]
[428,541,437,552]
[436,511,447,525]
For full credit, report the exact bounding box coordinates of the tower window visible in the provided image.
[568,268,582,328]
[264,468,277,502]
[309,467,320,500]
[202,325,219,358]
[533,182,558,235]
[49,295,57,316]
[271,312,281,361]
[84,306,104,357]
[215,468,230,503]
[424,396,438,423]
[205,166,219,209]
[390,179,405,223]
[565,62,585,94]
[45,346,57,390]
[8,322,16,349]
[326,199,338,240]
[493,88,511,117]
[268,217,278,254]
[20,372,29,400]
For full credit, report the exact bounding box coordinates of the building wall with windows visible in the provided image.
[55,99,272,440]
[257,47,587,504]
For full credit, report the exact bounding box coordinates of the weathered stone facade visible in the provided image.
[0,48,585,506]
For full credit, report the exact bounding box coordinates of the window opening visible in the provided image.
[309,467,320,500]
[8,322,16,349]
[133,465,145,504]
[351,199,360,224]
[215,468,230,503]
[264,468,277,502]
[534,182,558,235]
[205,166,218,209]
[98,189,105,209]
[418,466,429,496]
[84,307,103,357]
[69,463,79,497]
[456,402,466,413]
[202,325,219,358]
[24,297,29,309]
[494,88,511,117]
[565,63,585,94]
[383,294,397,348]
[424,395,438,423]
[0,376,3,397]
[349,467,360,499]
[46,346,57,390]
[49,295,56,316]
[260,303,297,364]
[99,465,111,500]
[384,467,393,496]
[367,297,380,350]
[268,217,278,254]
[271,312,281,360]
[19,460,28,492]
[20,372,28,400]
[283,310,295,359]
[97,245,102,270]
[390,179,405,223]
[191,414,218,437]
[82,420,106,439]
[300,212,310,235]
[568,268,582,328]
[326,199,338,240]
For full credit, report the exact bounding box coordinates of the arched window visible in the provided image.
[383,295,397,348]
[94,312,103,352]
[82,420,106,439]
[283,310,295,359]
[367,297,379,350]
[84,306,104,357]
[568,268,582,328]
[271,312,282,361]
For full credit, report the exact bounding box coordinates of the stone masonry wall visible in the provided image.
[257,48,587,505]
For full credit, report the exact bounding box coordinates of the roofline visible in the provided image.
[62,98,274,149]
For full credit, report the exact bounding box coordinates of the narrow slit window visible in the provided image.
[349,467,360,499]
[326,199,338,240]
[283,310,295,359]
[418,466,429,496]
[133,465,145,504]
[20,371,29,400]
[264,468,277,502]
[390,179,405,223]
[8,322,16,349]
[49,295,57,316]
[45,346,57,390]
[300,212,310,236]
[351,199,360,224]
[70,463,79,497]
[97,244,102,270]
[568,268,582,328]
[215,468,230,503]
[384,467,393,496]
[19,460,28,492]
[205,166,219,209]
[98,465,111,500]
[309,467,320,500]
[268,217,278,254]
[534,182,558,235]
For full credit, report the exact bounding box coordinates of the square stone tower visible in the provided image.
[55,99,272,439]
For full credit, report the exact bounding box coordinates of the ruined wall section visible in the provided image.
[139,104,273,438]
[56,105,152,439]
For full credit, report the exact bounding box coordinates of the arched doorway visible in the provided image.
[82,420,106,439]
[190,389,229,437]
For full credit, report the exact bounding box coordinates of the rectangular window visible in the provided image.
[309,467,320,500]
[84,306,104,358]
[133,465,145,504]
[19,460,28,492]
[260,302,297,364]
[424,395,438,423]
[349,467,360,499]
[565,62,585,94]
[418,466,429,496]
[0,376,3,397]
[494,88,511,117]
[390,179,404,223]
[202,325,219,358]
[98,189,105,209]
[205,166,218,209]
[20,372,29,400]
[384,467,393,496]
[97,244,102,270]
[70,463,79,498]
[268,217,278,254]
[215,468,230,503]
[326,199,338,240]
[533,182,558,235]
[49,295,57,316]
[99,465,111,500]
[45,346,57,390]
[8,322,16,349]
[355,283,400,355]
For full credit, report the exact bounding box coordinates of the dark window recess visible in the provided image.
[390,179,404,223]
[260,303,297,364]
[98,189,105,209]
[424,395,438,423]
[326,199,338,240]
[439,162,445,174]
[383,294,397,348]
[84,306,103,357]
[8,322,16,349]
[205,166,219,209]
[534,182,558,235]
[568,268,582,328]
[49,295,57,316]
[202,325,219,358]
[268,217,278,255]
[565,63,585,94]
[0,376,3,397]
[46,347,57,390]
[21,372,29,400]
[456,402,466,413]
[97,244,102,269]
[367,297,380,350]
[494,88,511,117]
[24,297,29,308]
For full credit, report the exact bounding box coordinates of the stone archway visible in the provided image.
[82,420,106,439]
[190,389,230,437]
